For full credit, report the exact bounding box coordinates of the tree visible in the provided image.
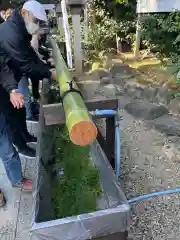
[141,12,180,73]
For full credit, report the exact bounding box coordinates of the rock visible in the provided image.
[103,84,117,97]
[149,115,180,136]
[143,86,158,102]
[77,73,99,82]
[125,101,169,120]
[100,76,112,85]
[115,73,135,80]
[125,82,146,100]
[114,74,135,87]
[111,63,131,77]
[112,62,129,70]
[88,69,111,79]
[115,85,124,96]
[168,97,180,115]
[118,95,132,109]
[167,136,180,143]
[77,80,100,98]
[155,86,174,105]
[83,61,92,72]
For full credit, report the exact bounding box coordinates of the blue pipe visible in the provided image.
[93,109,121,178]
[93,111,180,204]
[127,188,180,204]
[115,124,121,178]
[95,109,117,116]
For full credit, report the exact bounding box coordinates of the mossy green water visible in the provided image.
[52,126,102,219]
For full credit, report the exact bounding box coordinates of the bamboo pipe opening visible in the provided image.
[70,120,98,146]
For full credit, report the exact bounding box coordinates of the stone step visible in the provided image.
[19,142,37,180]
[0,154,34,240]
[124,100,169,120]
[26,121,39,138]
[0,120,38,239]
[14,124,38,239]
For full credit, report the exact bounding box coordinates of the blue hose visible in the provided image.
[93,109,121,178]
[93,110,180,204]
[127,188,180,204]
[95,109,117,116]
[115,124,121,178]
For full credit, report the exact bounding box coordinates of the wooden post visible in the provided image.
[106,117,115,168]
[39,79,50,132]
[67,0,85,73]
[56,4,64,38]
[84,2,88,42]
[71,7,83,73]
[116,34,122,54]
[134,13,141,59]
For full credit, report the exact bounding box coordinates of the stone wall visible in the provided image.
[86,63,180,116]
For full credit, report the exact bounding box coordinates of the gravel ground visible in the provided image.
[119,109,180,240]
[80,68,180,239]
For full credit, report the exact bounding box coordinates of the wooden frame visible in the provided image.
[38,80,128,240]
[43,98,118,168]
[41,80,118,168]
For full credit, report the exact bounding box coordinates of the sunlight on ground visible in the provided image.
[88,51,179,90]
[118,52,178,88]
[119,52,161,69]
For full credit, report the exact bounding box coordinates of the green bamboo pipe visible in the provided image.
[50,38,97,146]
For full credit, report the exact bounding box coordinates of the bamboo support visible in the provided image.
[50,38,97,146]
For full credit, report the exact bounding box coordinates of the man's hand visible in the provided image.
[10,92,24,109]
[51,69,57,81]
[47,58,55,67]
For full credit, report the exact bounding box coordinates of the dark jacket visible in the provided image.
[0,15,17,93]
[0,16,4,24]
[0,9,51,93]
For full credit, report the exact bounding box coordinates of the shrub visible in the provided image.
[141,12,180,74]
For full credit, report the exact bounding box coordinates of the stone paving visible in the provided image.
[0,121,39,240]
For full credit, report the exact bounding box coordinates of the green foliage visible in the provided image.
[141,12,180,74]
[83,0,136,58]
[84,13,119,54]
[52,126,102,219]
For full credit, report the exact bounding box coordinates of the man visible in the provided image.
[0,1,56,84]
[18,26,48,120]
[0,14,4,23]
[0,59,33,200]
[0,10,5,20]
[5,8,13,20]
[0,1,56,156]
[0,9,36,157]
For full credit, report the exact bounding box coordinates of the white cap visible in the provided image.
[23,0,48,22]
